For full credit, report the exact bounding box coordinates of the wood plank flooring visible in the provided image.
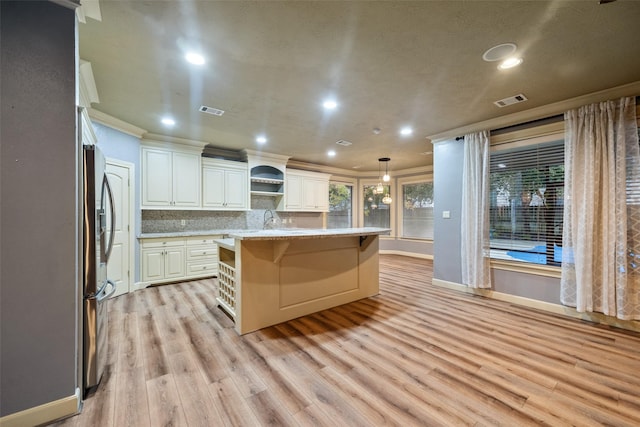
[52,255,640,426]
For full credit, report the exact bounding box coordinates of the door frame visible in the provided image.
[106,157,135,295]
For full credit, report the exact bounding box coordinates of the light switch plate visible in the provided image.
[442,210,451,219]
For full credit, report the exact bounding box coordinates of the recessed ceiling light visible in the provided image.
[498,163,507,168]
[256,136,267,144]
[323,99,338,110]
[498,57,523,70]
[161,117,175,126]
[482,43,517,62]
[185,52,205,65]
[400,127,413,136]
[327,150,336,157]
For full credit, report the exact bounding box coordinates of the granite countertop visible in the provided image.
[226,227,391,241]
[138,230,240,239]
[139,227,391,240]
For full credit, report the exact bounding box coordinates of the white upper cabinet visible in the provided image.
[202,158,249,210]
[283,172,303,210]
[281,169,331,212]
[303,177,330,211]
[141,145,201,209]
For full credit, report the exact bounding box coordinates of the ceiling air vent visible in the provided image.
[199,105,225,116]
[493,94,528,108]
[335,139,352,146]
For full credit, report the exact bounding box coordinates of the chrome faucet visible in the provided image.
[263,209,274,229]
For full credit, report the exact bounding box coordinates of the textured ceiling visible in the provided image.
[79,0,640,172]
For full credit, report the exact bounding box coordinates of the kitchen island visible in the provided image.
[215,227,389,334]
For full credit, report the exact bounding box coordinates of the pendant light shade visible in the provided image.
[377,157,391,203]
[380,157,391,182]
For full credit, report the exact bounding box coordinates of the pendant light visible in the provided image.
[377,157,392,204]
[381,157,391,182]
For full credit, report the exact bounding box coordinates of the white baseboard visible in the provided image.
[0,388,80,427]
[432,278,640,333]
[132,281,150,292]
[380,250,433,260]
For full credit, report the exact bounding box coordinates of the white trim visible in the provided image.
[396,175,434,240]
[428,81,640,143]
[431,278,640,333]
[106,158,136,294]
[490,121,564,147]
[88,108,147,138]
[144,133,210,149]
[76,0,102,24]
[380,250,433,260]
[78,60,99,108]
[490,259,561,279]
[132,281,150,292]
[49,0,80,11]
[287,159,433,178]
[360,178,395,236]
[329,177,358,228]
[140,139,204,155]
[0,391,80,427]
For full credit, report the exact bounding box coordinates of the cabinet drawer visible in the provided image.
[187,247,218,259]
[141,238,185,249]
[186,261,218,277]
[187,236,221,246]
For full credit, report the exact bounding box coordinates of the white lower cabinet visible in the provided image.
[140,235,221,286]
[186,236,219,278]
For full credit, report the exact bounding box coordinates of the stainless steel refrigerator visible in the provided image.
[82,144,116,395]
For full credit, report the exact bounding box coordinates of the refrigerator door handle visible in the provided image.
[101,174,116,262]
[96,279,117,302]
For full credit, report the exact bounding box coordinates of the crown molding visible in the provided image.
[88,108,147,138]
[287,159,433,179]
[286,160,355,177]
[76,0,101,24]
[78,60,99,108]
[427,81,640,143]
[143,133,211,149]
[49,0,80,11]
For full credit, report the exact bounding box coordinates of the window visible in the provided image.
[328,183,353,228]
[401,181,434,239]
[489,139,564,265]
[363,184,391,228]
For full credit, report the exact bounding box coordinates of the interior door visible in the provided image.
[106,160,132,297]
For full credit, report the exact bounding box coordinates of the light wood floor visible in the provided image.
[52,255,640,426]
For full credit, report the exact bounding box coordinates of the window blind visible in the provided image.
[489,139,564,266]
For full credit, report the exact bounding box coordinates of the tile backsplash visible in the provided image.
[141,196,323,233]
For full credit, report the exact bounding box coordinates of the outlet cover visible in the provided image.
[442,210,451,219]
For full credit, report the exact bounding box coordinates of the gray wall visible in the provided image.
[380,238,433,256]
[94,123,143,281]
[432,138,561,304]
[433,139,464,283]
[1,1,78,416]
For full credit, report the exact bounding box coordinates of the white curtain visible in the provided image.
[461,131,492,289]
[561,97,640,320]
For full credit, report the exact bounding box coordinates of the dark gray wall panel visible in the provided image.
[1,1,78,416]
